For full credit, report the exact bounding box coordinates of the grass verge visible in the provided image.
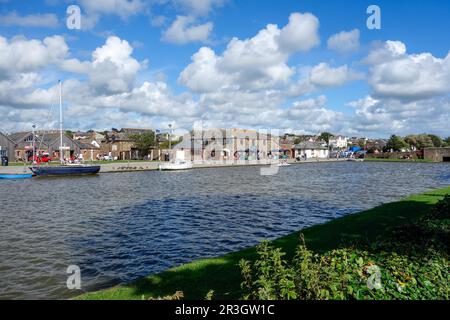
[77,186,450,300]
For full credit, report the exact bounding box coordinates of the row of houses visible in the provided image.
[171,129,331,161]
[0,128,165,162]
[1,127,399,163]
[1,128,346,163]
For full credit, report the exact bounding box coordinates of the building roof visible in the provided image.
[294,141,328,150]
[73,139,99,150]
[0,131,16,145]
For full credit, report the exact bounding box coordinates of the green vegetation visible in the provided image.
[240,195,449,300]
[318,132,334,145]
[385,134,409,152]
[129,132,156,158]
[77,187,450,300]
[384,133,450,152]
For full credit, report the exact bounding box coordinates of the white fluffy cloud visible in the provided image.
[309,63,363,87]
[162,15,213,44]
[180,12,320,92]
[0,34,199,133]
[367,40,450,100]
[327,29,360,53]
[278,12,320,53]
[348,95,450,137]
[90,36,142,93]
[79,0,145,29]
[0,35,68,75]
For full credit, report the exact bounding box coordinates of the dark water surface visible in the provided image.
[0,162,449,299]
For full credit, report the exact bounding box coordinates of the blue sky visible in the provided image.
[0,0,449,137]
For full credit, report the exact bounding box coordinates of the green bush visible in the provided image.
[240,196,450,300]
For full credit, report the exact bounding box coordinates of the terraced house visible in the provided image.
[8,131,99,161]
[173,128,281,161]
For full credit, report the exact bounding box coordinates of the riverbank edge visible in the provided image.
[0,158,346,174]
[3,158,444,175]
[76,185,450,300]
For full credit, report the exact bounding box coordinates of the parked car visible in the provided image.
[101,155,113,161]
[28,154,52,163]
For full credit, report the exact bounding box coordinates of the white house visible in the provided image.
[294,141,329,159]
[329,135,348,149]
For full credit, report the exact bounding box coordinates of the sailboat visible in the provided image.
[30,81,101,176]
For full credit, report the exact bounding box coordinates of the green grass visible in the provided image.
[77,186,450,300]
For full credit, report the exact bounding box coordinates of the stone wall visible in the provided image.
[368,150,423,160]
[423,148,450,162]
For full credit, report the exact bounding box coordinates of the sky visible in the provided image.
[0,0,449,138]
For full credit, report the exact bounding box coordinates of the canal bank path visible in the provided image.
[0,158,348,174]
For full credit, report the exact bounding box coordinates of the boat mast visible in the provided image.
[59,80,63,164]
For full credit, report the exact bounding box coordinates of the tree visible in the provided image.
[129,132,156,159]
[428,134,443,148]
[385,135,408,152]
[444,137,450,147]
[319,132,334,145]
[405,134,441,149]
[65,130,74,139]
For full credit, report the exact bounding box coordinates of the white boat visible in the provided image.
[278,161,291,167]
[347,158,364,162]
[158,159,193,171]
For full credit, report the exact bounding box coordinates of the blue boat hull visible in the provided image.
[0,173,33,179]
[30,165,101,176]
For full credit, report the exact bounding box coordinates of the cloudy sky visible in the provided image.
[0,0,449,137]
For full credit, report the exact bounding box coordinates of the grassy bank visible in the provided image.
[77,186,450,300]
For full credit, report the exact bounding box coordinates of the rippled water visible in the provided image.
[0,162,449,299]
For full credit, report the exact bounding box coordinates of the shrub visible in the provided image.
[239,196,450,300]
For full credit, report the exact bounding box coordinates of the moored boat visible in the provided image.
[159,159,193,171]
[347,158,364,162]
[30,165,100,176]
[0,173,33,179]
[28,81,101,177]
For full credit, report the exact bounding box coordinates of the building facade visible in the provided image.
[101,128,155,160]
[294,141,330,159]
[0,132,16,160]
[173,128,281,161]
[329,135,348,149]
[8,131,87,161]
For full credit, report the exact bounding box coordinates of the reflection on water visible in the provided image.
[0,162,449,299]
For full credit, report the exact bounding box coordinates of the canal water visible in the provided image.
[0,162,449,299]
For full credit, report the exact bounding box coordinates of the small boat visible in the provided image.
[159,159,193,171]
[347,158,364,162]
[29,81,101,177]
[0,173,33,179]
[278,162,291,167]
[30,165,101,176]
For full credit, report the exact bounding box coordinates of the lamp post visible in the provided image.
[168,124,172,150]
[32,124,36,164]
